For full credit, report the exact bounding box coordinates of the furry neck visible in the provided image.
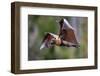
[56,37,61,45]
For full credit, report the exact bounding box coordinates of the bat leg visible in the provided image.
[73,44,80,48]
[61,40,80,48]
[60,42,70,47]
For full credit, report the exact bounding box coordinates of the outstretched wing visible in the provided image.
[40,33,57,50]
[59,18,78,44]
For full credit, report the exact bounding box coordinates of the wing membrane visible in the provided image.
[40,33,56,50]
[59,19,78,44]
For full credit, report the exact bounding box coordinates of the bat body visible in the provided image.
[40,18,79,50]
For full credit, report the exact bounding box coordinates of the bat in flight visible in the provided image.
[40,18,80,50]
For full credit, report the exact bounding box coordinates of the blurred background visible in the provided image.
[28,15,88,60]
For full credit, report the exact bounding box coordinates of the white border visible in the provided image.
[20,6,95,70]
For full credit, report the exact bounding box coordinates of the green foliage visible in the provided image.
[28,15,88,60]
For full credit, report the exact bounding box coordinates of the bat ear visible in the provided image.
[40,42,45,50]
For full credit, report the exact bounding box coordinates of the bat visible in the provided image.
[40,18,79,50]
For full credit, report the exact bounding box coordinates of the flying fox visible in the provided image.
[40,18,79,50]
